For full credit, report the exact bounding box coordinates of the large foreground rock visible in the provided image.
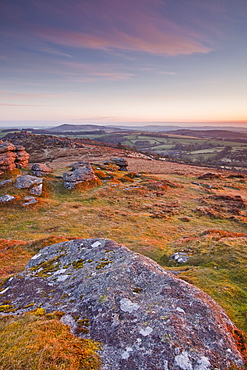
[0,239,245,370]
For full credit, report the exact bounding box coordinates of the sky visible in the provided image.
[0,0,247,127]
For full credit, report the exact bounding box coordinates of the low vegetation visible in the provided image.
[0,150,247,366]
[0,310,101,370]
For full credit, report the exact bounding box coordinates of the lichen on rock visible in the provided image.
[0,238,245,369]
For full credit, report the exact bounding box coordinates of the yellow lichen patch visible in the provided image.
[0,237,70,284]
[0,312,101,370]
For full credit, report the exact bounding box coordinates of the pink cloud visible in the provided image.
[36,26,211,56]
[29,0,212,56]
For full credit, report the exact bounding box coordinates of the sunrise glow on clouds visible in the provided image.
[0,0,246,126]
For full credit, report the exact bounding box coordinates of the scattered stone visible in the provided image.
[111,157,128,171]
[198,173,222,180]
[0,238,245,369]
[179,217,190,222]
[23,196,37,206]
[0,194,16,203]
[171,251,189,263]
[69,161,88,170]
[15,175,43,189]
[0,141,29,171]
[31,163,52,177]
[63,162,97,189]
[30,184,43,196]
[0,179,12,187]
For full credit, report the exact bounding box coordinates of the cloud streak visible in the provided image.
[1,0,213,56]
[37,28,211,56]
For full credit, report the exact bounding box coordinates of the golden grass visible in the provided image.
[0,165,247,352]
[0,311,101,370]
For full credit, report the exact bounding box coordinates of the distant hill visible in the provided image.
[48,124,120,132]
[46,123,247,135]
[168,129,247,141]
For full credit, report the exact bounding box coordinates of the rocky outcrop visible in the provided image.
[0,238,245,369]
[31,163,52,177]
[111,157,128,171]
[2,131,84,163]
[63,162,97,189]
[0,141,29,171]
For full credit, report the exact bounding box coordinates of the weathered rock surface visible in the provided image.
[0,238,245,369]
[111,157,128,171]
[15,175,43,189]
[63,162,97,189]
[0,141,29,171]
[31,163,52,177]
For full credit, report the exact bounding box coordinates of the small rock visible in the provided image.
[198,173,222,180]
[171,252,189,263]
[179,217,190,222]
[63,162,97,189]
[23,196,37,206]
[16,175,43,189]
[111,157,128,171]
[0,194,16,203]
[0,179,12,187]
[30,184,43,195]
[31,163,52,177]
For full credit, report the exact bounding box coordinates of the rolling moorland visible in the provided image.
[2,124,247,171]
[0,128,247,369]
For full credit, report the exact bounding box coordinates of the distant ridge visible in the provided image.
[47,124,247,134]
[48,124,107,132]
